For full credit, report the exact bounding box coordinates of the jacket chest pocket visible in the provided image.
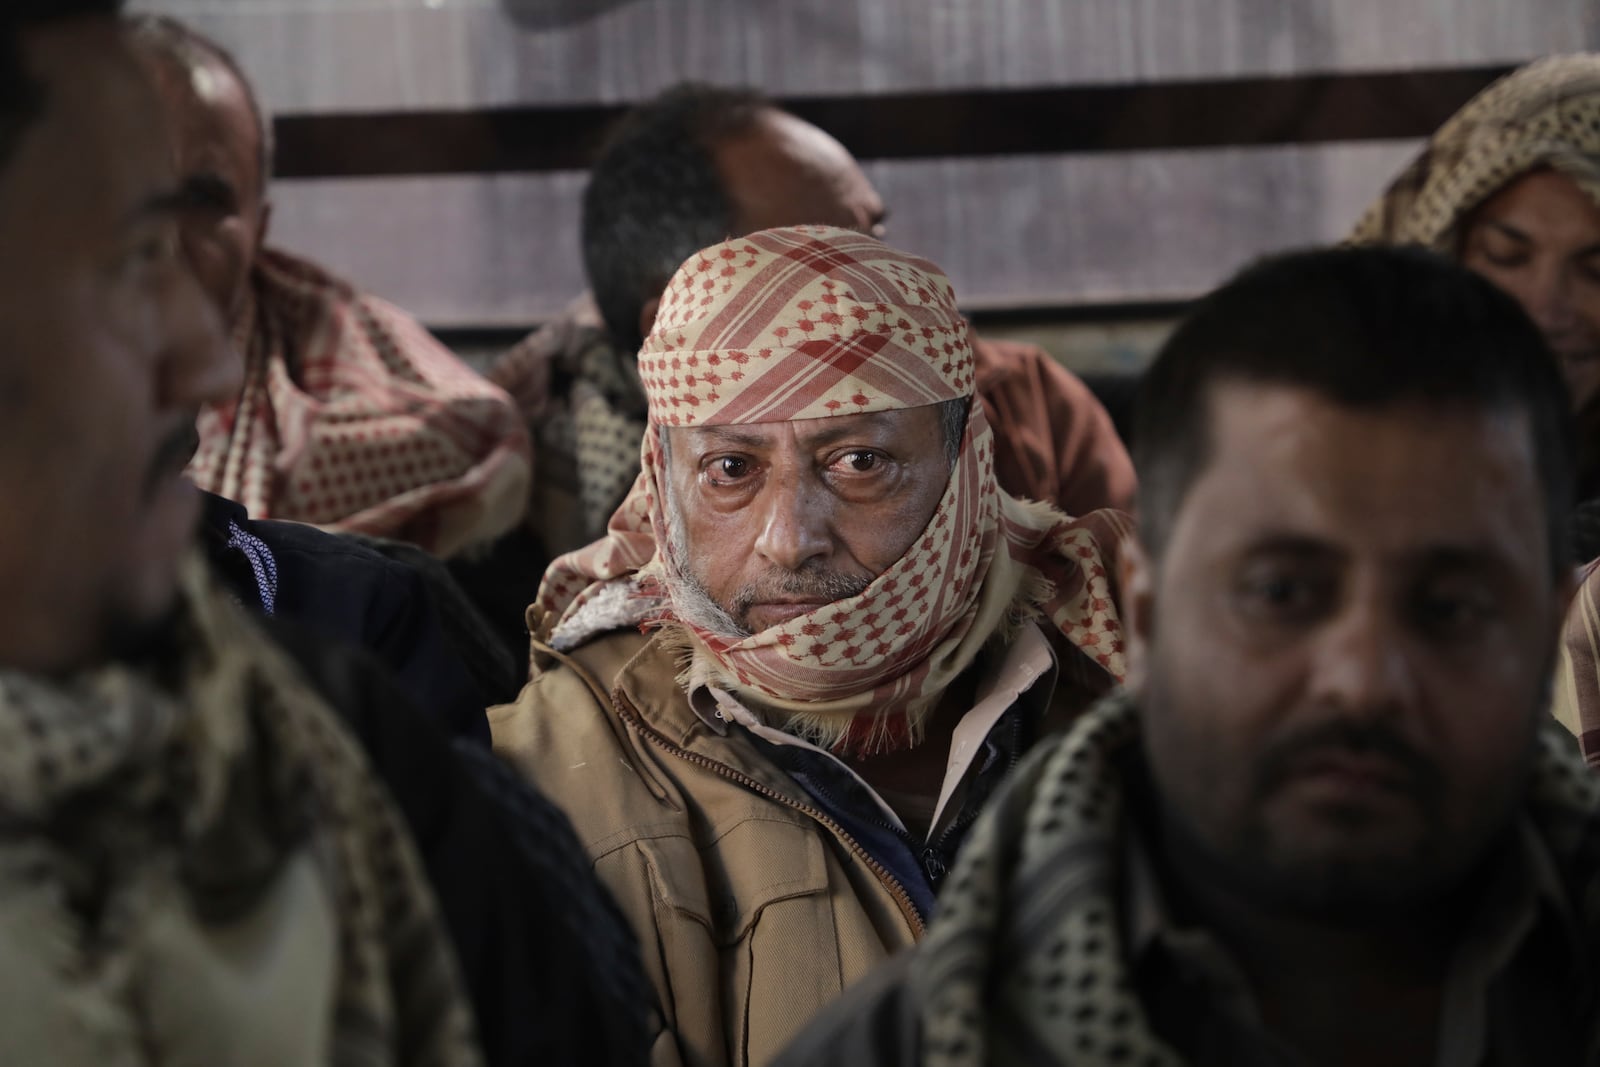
[652,818,844,1065]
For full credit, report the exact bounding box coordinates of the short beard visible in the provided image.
[1138,659,1539,926]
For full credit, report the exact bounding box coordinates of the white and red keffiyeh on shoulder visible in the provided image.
[187,249,532,558]
[535,226,1130,757]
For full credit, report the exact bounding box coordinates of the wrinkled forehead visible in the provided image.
[641,227,974,428]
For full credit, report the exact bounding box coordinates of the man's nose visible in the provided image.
[1304,599,1419,722]
[753,474,833,572]
[157,261,243,412]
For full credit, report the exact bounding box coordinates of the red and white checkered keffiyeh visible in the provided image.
[537,226,1128,756]
[187,249,532,557]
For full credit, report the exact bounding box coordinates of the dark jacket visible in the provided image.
[201,491,507,743]
[268,618,653,1067]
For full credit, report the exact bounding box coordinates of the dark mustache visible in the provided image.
[143,422,200,501]
[728,565,872,615]
[1255,718,1441,801]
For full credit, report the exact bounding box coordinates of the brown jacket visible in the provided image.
[491,629,921,1067]
[491,626,1099,1067]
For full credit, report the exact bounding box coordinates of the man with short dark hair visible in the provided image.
[0,4,481,1063]
[777,245,1599,1067]
[128,15,531,557]
[491,82,1135,560]
[493,224,1130,1066]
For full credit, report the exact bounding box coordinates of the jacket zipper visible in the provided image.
[930,711,1027,858]
[786,759,947,889]
[611,690,927,938]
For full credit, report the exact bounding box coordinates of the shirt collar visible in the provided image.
[688,621,1059,837]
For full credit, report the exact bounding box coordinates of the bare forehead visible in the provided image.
[135,41,256,148]
[1184,382,1546,567]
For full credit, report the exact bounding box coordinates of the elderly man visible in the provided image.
[778,246,1597,1067]
[492,225,1130,1066]
[491,83,1135,560]
[128,15,530,557]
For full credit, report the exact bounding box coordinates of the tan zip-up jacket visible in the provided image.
[491,628,923,1067]
[492,624,1098,1067]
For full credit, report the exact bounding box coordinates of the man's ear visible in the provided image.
[1120,534,1156,696]
[637,295,662,347]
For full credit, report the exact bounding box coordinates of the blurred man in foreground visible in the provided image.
[0,4,480,1062]
[0,7,652,1065]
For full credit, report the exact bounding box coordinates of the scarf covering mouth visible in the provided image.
[186,248,532,558]
[536,225,1128,757]
[1348,54,1600,252]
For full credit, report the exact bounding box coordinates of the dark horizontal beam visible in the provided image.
[273,65,1511,181]
[429,299,1191,350]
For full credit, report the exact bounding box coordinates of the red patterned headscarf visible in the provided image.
[187,249,532,557]
[536,226,1128,756]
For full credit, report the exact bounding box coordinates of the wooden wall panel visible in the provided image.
[267,142,1417,327]
[131,0,1596,114]
[129,0,1598,327]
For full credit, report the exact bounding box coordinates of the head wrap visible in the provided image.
[536,226,1128,757]
[1349,54,1600,251]
[1349,54,1600,516]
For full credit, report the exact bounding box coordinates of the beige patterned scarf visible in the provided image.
[487,293,650,556]
[536,226,1128,757]
[0,557,481,1067]
[1349,54,1600,251]
[187,248,531,558]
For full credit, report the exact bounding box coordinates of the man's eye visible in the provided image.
[1413,589,1494,639]
[1235,571,1326,622]
[141,233,178,263]
[1250,576,1305,606]
[181,174,239,215]
[710,456,749,482]
[1467,233,1529,271]
[836,450,880,473]
[121,227,179,274]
